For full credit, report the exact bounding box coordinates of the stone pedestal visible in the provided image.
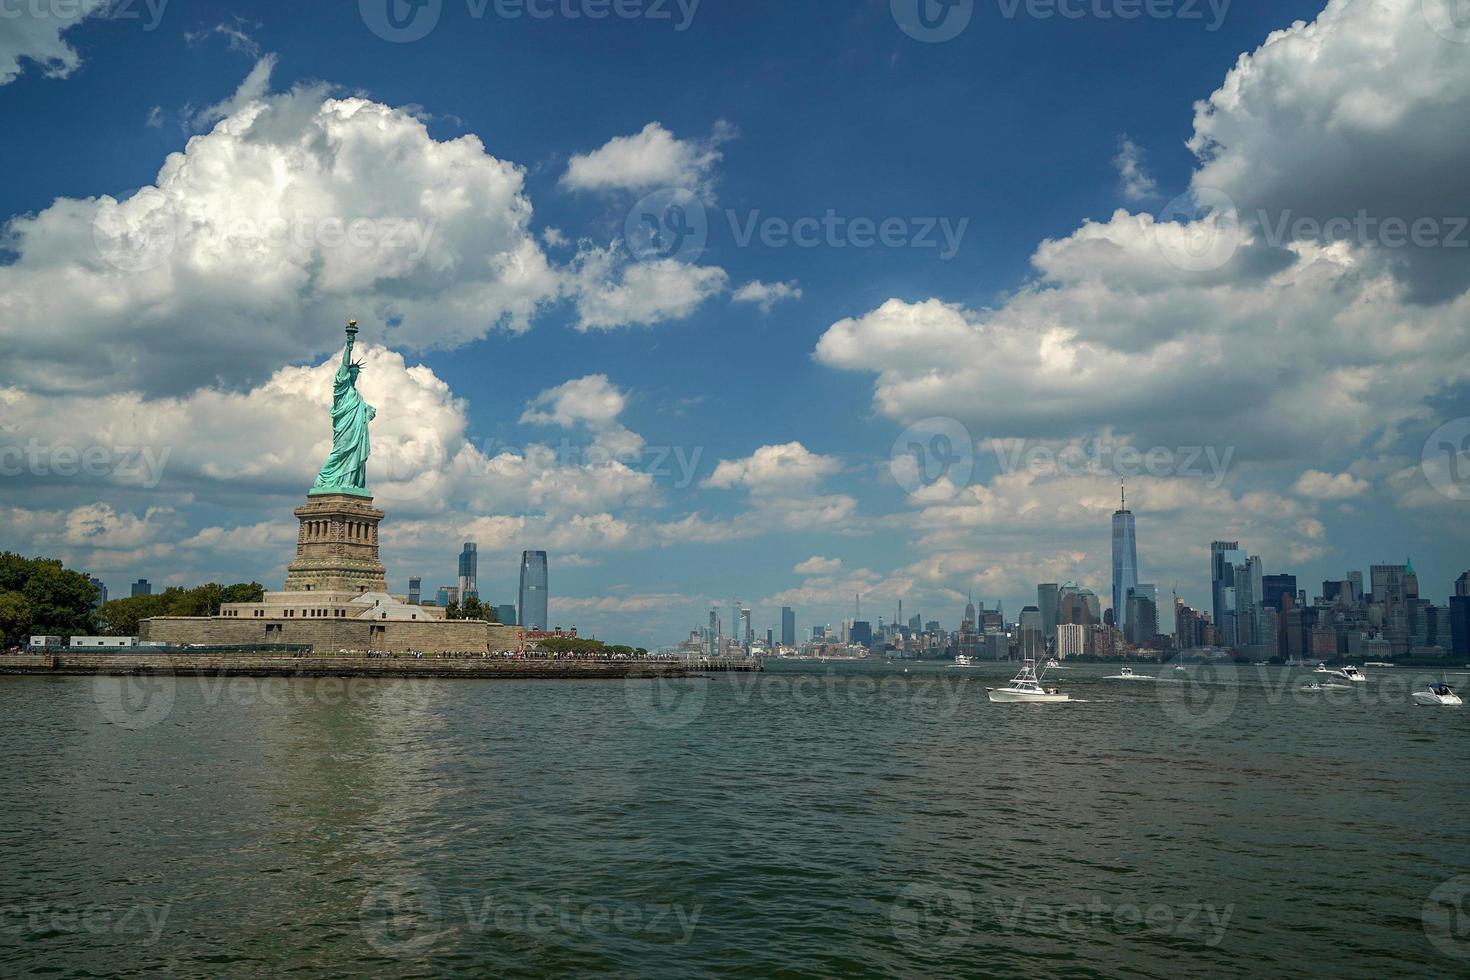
[283,493,388,593]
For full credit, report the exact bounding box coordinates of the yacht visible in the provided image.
[950,655,976,668]
[1332,665,1367,683]
[987,659,1070,703]
[1412,684,1463,707]
[1104,666,1153,681]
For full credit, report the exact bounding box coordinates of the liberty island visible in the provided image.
[2,321,757,679]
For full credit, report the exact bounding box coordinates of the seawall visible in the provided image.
[0,652,762,680]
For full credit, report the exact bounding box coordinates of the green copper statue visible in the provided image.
[310,320,376,497]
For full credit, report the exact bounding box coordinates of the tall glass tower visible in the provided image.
[519,550,548,630]
[1111,484,1138,635]
[1211,540,1245,646]
[457,541,478,601]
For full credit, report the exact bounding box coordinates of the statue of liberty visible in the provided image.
[310,321,376,497]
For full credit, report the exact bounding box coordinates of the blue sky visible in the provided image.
[2,0,1468,647]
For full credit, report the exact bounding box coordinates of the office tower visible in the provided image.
[781,606,796,646]
[740,607,753,653]
[708,608,720,658]
[88,576,107,608]
[457,542,478,601]
[1451,586,1470,659]
[1346,570,1364,602]
[1112,484,1138,633]
[1210,541,1245,646]
[408,577,422,604]
[1262,574,1296,612]
[1018,605,1043,658]
[1037,583,1060,645]
[765,628,774,648]
[495,603,517,626]
[1058,583,1100,626]
[1125,584,1159,646]
[1174,598,1208,650]
[436,585,459,608]
[130,579,152,598]
[519,551,549,630]
[849,621,873,648]
[1057,623,1086,659]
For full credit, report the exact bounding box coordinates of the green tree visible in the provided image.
[0,591,35,648]
[19,559,96,636]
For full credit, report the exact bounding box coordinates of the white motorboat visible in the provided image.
[1412,684,1463,707]
[987,659,1070,703]
[1301,680,1351,692]
[1044,658,1061,669]
[950,655,976,668]
[1104,666,1154,681]
[1333,665,1367,683]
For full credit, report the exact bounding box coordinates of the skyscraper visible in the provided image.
[408,577,422,605]
[130,579,151,597]
[740,607,753,654]
[1019,605,1043,658]
[519,551,548,630]
[1211,541,1245,646]
[1111,484,1138,634]
[495,603,517,626]
[1037,583,1060,646]
[1125,584,1158,647]
[88,576,107,608]
[781,606,795,646]
[458,542,478,601]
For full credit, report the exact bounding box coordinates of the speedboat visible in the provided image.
[1332,665,1367,683]
[987,659,1070,703]
[1301,680,1351,692]
[950,655,976,668]
[1104,666,1154,681]
[1044,658,1061,669]
[1412,684,1463,706]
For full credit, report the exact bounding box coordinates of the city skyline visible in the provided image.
[3,0,1469,649]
